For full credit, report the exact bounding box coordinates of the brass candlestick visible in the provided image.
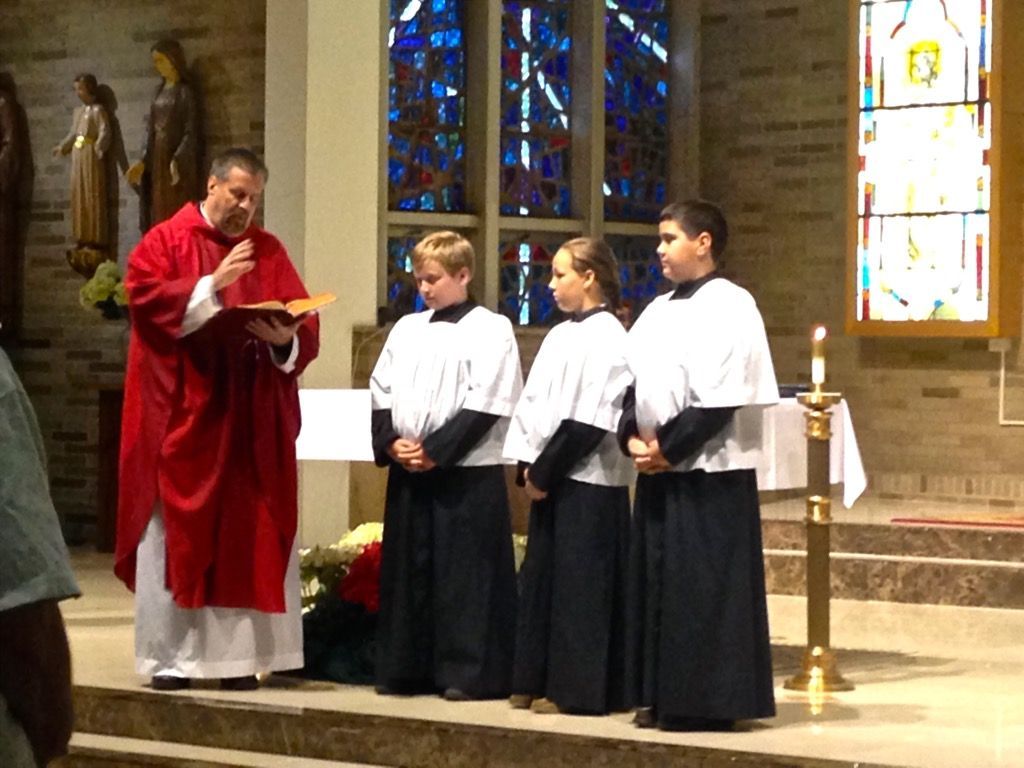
[784,355,854,693]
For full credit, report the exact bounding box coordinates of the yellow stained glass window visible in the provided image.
[855,0,992,324]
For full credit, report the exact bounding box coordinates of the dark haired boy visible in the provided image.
[619,200,779,731]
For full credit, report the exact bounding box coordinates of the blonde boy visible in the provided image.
[370,231,522,700]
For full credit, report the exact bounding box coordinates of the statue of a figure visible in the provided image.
[125,39,199,233]
[53,74,112,272]
[0,80,22,338]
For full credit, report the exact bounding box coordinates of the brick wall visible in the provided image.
[0,0,266,542]
[699,0,1024,507]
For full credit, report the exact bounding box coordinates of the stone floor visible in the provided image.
[62,498,1024,767]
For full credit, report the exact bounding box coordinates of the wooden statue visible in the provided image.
[125,39,199,233]
[54,74,113,276]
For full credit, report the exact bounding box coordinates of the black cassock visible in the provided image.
[370,301,522,697]
[622,274,779,724]
[504,308,633,713]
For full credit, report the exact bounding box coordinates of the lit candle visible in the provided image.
[811,325,827,385]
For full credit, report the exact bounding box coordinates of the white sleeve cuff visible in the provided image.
[180,275,222,337]
[271,335,300,373]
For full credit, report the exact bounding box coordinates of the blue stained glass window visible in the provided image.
[389,0,467,212]
[498,236,565,326]
[386,235,427,321]
[500,0,573,217]
[606,234,667,325]
[604,0,669,222]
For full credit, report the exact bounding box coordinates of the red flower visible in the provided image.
[339,541,382,614]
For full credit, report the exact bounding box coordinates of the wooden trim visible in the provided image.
[844,0,861,336]
[498,216,585,233]
[991,0,1023,338]
[605,222,659,237]
[846,0,1020,338]
[387,212,481,229]
[377,0,390,309]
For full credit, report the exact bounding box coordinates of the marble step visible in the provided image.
[72,685,904,768]
[762,519,1024,609]
[67,733,381,767]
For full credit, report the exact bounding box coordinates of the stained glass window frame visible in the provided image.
[845,0,1022,338]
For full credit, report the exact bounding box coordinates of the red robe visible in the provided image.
[114,203,320,612]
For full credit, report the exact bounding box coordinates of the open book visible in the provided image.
[211,292,336,338]
[237,292,337,321]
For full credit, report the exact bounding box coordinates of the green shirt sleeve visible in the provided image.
[0,351,80,612]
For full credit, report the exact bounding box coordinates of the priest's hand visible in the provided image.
[523,469,547,501]
[212,239,255,290]
[246,316,301,346]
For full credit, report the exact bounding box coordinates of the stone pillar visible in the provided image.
[265,0,385,545]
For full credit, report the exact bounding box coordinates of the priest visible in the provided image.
[115,148,320,691]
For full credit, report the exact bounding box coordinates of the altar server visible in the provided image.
[370,231,522,700]
[620,200,779,731]
[504,237,633,715]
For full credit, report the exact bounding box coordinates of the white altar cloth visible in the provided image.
[757,398,866,508]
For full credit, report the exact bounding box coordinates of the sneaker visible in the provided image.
[508,693,533,709]
[632,706,656,728]
[151,675,190,691]
[529,697,559,715]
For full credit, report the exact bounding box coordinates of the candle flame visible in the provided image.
[813,325,827,342]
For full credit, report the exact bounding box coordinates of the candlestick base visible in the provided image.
[784,646,854,692]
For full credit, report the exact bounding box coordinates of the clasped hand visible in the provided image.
[388,438,437,472]
[627,436,672,474]
[523,468,547,501]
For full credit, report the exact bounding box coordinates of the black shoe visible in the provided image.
[632,706,656,728]
[659,715,734,732]
[151,675,190,691]
[220,675,259,691]
[442,687,472,701]
[375,680,434,696]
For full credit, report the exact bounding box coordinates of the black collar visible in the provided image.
[670,271,720,300]
[571,304,610,322]
[430,300,477,323]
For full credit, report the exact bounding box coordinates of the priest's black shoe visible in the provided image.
[442,687,472,702]
[151,675,190,691]
[220,675,259,691]
[658,715,734,732]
